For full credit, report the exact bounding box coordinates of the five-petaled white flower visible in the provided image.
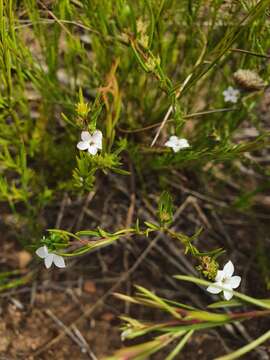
[77,130,102,155]
[36,245,66,269]
[165,136,190,153]
[207,260,241,300]
[223,86,240,103]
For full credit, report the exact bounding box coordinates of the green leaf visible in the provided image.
[47,229,80,241]
[135,285,181,319]
[144,221,160,230]
[188,310,230,322]
[208,299,244,309]
[165,330,194,360]
[75,230,100,237]
[111,167,130,175]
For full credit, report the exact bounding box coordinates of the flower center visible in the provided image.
[221,277,230,285]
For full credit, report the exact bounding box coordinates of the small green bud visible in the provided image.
[76,101,90,119]
[76,88,91,120]
[158,191,174,226]
[41,232,69,251]
[197,256,219,281]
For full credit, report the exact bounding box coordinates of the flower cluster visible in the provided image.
[207,260,241,300]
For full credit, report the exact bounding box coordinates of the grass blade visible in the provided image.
[215,330,270,360]
[165,330,194,360]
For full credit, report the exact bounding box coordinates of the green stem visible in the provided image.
[215,330,270,360]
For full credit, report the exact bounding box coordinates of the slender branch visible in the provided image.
[231,48,270,59]
[118,108,236,134]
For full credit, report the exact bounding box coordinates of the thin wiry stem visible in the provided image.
[119,108,236,134]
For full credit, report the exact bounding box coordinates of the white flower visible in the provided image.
[77,130,102,155]
[207,260,241,300]
[36,245,66,269]
[121,328,132,341]
[164,136,190,153]
[223,86,240,103]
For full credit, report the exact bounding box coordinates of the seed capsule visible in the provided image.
[233,69,266,91]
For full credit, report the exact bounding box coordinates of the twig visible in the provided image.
[44,309,88,353]
[75,190,97,231]
[72,325,98,360]
[211,210,234,248]
[37,1,74,39]
[167,177,228,208]
[55,192,69,229]
[15,18,100,36]
[30,280,37,307]
[118,108,235,134]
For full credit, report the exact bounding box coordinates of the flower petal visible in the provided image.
[77,141,89,150]
[168,136,178,142]
[178,139,190,149]
[206,282,223,294]
[81,131,91,141]
[223,261,234,277]
[172,145,180,153]
[165,136,178,146]
[36,246,48,259]
[164,141,173,148]
[88,145,98,155]
[165,141,175,148]
[223,289,233,301]
[96,142,102,150]
[228,276,241,289]
[92,130,103,148]
[44,254,54,269]
[53,255,66,268]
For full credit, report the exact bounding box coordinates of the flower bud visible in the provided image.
[197,256,219,281]
[76,101,90,119]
